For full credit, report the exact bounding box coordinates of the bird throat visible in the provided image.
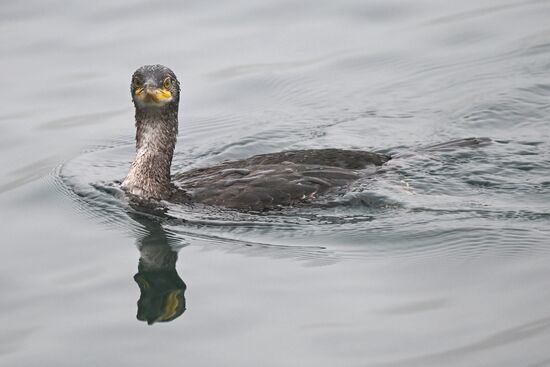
[122,108,178,200]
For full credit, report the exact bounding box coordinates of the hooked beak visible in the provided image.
[135,84,172,104]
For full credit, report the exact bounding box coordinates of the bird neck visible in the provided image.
[138,242,178,271]
[123,107,178,200]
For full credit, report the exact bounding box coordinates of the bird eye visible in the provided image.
[133,78,143,89]
[163,77,172,89]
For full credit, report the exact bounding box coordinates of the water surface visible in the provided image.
[1,0,550,366]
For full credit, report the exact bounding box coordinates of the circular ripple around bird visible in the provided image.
[54,136,550,263]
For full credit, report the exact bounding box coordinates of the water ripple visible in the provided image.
[55,134,550,263]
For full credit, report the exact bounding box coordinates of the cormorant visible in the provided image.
[122,65,390,211]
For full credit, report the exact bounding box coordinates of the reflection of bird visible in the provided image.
[132,214,186,325]
[122,65,390,211]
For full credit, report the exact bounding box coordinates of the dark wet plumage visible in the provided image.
[122,65,390,211]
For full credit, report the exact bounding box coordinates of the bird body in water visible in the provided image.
[122,65,390,211]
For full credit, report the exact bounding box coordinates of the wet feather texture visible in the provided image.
[123,65,390,210]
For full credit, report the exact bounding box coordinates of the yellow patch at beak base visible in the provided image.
[136,88,172,103]
[158,290,182,321]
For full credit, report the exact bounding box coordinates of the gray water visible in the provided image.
[1,0,550,366]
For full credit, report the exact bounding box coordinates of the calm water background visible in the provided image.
[1,0,550,366]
